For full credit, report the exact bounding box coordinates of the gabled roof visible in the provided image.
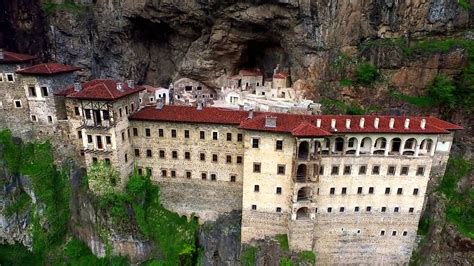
[129,105,463,136]
[273,72,289,79]
[16,63,80,75]
[58,79,145,101]
[0,50,36,64]
[239,69,263,77]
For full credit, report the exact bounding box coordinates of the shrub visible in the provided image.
[427,75,456,110]
[241,246,257,266]
[275,234,289,251]
[459,0,471,10]
[353,62,379,86]
[298,251,316,265]
[87,161,121,195]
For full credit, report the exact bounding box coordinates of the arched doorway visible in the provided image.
[298,141,309,160]
[296,164,307,182]
[419,139,433,156]
[390,138,401,155]
[403,138,417,155]
[297,187,312,201]
[360,137,372,155]
[334,137,344,154]
[296,207,310,220]
[374,137,387,155]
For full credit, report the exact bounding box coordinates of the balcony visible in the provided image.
[79,119,113,130]
[83,144,114,154]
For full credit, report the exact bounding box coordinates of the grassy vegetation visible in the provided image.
[321,98,380,115]
[438,156,474,239]
[5,192,32,217]
[297,251,316,265]
[275,234,289,252]
[42,0,83,14]
[241,246,257,266]
[279,257,294,266]
[331,52,379,87]
[353,62,379,86]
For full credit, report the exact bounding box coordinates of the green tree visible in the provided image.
[427,75,456,115]
[354,62,379,86]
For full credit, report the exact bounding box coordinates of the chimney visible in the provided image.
[374,117,379,129]
[0,49,4,60]
[197,101,203,110]
[265,116,277,128]
[359,118,365,128]
[156,99,164,110]
[345,119,351,129]
[420,118,426,130]
[331,118,336,129]
[316,118,321,128]
[404,118,410,129]
[116,82,123,92]
[73,82,82,92]
[389,118,395,129]
[248,109,254,119]
[126,80,135,88]
[239,104,244,111]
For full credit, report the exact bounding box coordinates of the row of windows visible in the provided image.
[253,185,283,194]
[27,85,49,98]
[320,206,417,214]
[31,114,53,123]
[140,167,238,182]
[134,149,244,163]
[0,73,15,82]
[324,164,425,176]
[329,187,420,196]
[251,138,284,151]
[137,127,244,142]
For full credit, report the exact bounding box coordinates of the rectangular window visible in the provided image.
[253,163,261,173]
[145,128,151,137]
[146,168,152,177]
[135,149,140,157]
[359,165,367,175]
[40,86,48,97]
[392,231,397,236]
[387,166,396,175]
[409,207,414,213]
[186,171,192,179]
[146,149,152,158]
[368,187,374,194]
[226,133,232,141]
[394,207,399,213]
[276,140,283,150]
[276,187,282,194]
[212,132,218,140]
[401,166,409,176]
[84,109,91,119]
[159,150,165,159]
[252,205,257,210]
[171,129,177,138]
[122,132,125,141]
[106,136,111,145]
[92,157,98,163]
[327,207,332,213]
[381,230,385,236]
[124,153,128,163]
[276,207,282,213]
[381,207,386,212]
[212,154,218,162]
[354,206,359,212]
[251,138,259,148]
[366,206,372,212]
[372,165,380,175]
[341,187,347,195]
[413,188,419,195]
[200,153,206,161]
[201,172,207,180]
[339,207,345,213]
[162,170,167,177]
[357,187,363,194]
[125,106,129,115]
[47,116,53,123]
[237,133,243,142]
[254,185,259,192]
[185,151,190,160]
[237,156,243,164]
[171,170,176,178]
[200,131,205,140]
[403,231,408,236]
[74,107,80,116]
[119,108,123,117]
[138,168,143,176]
[385,187,390,195]
[277,165,286,175]
[331,166,339,175]
[184,130,190,139]
[14,100,22,108]
[133,128,138,136]
[330,187,335,195]
[210,174,217,181]
[226,155,232,163]
[172,151,178,159]
[77,130,82,139]
[343,165,351,175]
[28,86,36,97]
[159,129,164,137]
[87,135,93,143]
[397,188,403,195]
[6,73,14,82]
[416,166,425,176]
[319,165,324,175]
[230,175,236,182]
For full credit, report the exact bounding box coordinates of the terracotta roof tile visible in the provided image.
[239,69,263,77]
[130,105,462,136]
[0,50,36,63]
[273,72,289,79]
[58,79,145,101]
[16,63,80,75]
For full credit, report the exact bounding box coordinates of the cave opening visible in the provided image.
[238,40,289,79]
[128,17,173,43]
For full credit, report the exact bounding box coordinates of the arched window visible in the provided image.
[334,137,344,153]
[322,138,331,155]
[298,141,309,160]
[390,138,402,154]
[419,139,433,156]
[297,187,312,201]
[360,137,372,154]
[403,138,417,155]
[296,207,310,220]
[374,137,387,154]
[346,137,358,155]
[296,164,307,182]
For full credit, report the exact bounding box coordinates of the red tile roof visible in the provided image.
[129,105,462,136]
[273,72,289,79]
[58,79,145,101]
[239,69,263,77]
[0,50,36,63]
[16,63,80,75]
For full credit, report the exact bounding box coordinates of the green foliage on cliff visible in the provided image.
[439,156,474,239]
[241,246,257,266]
[459,0,471,10]
[353,62,379,86]
[42,0,83,14]
[275,234,289,251]
[332,53,379,87]
[321,98,380,115]
[87,161,121,195]
[5,192,32,217]
[62,237,128,265]
[297,251,316,265]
